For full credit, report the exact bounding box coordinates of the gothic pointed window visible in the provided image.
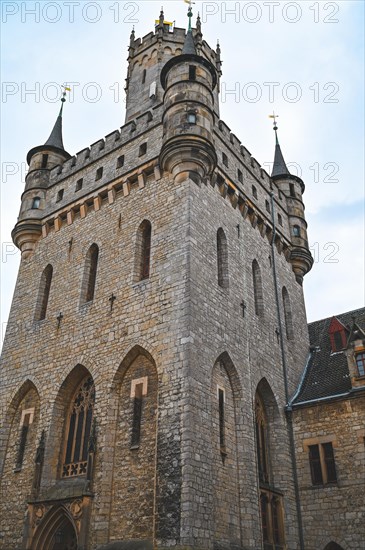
[252,260,264,316]
[217,228,229,288]
[255,394,269,484]
[282,287,294,340]
[135,220,152,281]
[62,376,95,478]
[81,244,99,304]
[34,264,53,321]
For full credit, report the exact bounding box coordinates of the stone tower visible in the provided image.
[0,9,313,550]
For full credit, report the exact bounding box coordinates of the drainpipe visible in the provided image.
[270,192,305,550]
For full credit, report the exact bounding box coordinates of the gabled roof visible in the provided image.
[291,307,365,406]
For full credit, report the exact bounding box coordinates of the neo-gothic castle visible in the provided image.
[0,9,364,550]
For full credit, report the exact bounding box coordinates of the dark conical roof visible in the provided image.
[44,113,65,150]
[26,99,70,164]
[272,129,290,178]
[182,30,196,55]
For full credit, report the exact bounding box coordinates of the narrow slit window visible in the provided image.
[289,183,295,197]
[252,260,264,316]
[15,413,31,471]
[34,264,53,321]
[282,287,294,340]
[278,214,283,226]
[117,155,125,169]
[142,69,146,84]
[189,65,196,80]
[217,228,229,288]
[238,169,243,183]
[131,383,143,448]
[41,154,48,168]
[95,167,103,181]
[252,185,258,199]
[81,244,99,304]
[265,200,270,213]
[222,152,228,168]
[218,388,225,451]
[136,220,152,281]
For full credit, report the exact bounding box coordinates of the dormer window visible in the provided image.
[328,317,347,353]
[355,352,365,377]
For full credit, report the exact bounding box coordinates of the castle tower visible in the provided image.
[1,9,313,550]
[159,6,217,183]
[12,93,71,259]
[271,119,313,284]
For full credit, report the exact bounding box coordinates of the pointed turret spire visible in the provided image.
[270,113,290,178]
[159,7,164,27]
[27,86,70,164]
[182,3,196,55]
[44,92,66,151]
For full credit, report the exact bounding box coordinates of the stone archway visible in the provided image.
[324,543,345,550]
[31,506,78,550]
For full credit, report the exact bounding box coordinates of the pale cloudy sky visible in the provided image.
[1,0,364,346]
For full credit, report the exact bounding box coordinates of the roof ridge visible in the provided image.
[308,307,365,326]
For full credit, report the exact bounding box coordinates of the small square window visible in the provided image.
[222,153,228,168]
[117,155,125,169]
[75,179,83,192]
[56,189,64,202]
[187,112,196,125]
[238,169,243,184]
[252,185,258,199]
[95,167,103,181]
[139,143,147,156]
[32,197,41,209]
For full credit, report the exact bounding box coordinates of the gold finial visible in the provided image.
[269,111,279,131]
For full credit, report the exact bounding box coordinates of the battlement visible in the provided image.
[49,105,164,185]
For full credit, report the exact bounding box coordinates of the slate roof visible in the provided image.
[292,307,365,405]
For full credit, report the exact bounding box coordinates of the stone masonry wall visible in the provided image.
[293,397,365,550]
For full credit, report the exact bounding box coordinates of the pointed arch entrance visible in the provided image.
[32,506,78,550]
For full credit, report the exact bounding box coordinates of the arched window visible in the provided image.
[81,244,99,304]
[282,287,294,340]
[217,228,228,288]
[32,197,41,209]
[136,220,152,281]
[34,264,53,321]
[252,260,264,316]
[255,394,269,483]
[62,376,95,478]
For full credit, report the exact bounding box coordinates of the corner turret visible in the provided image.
[270,117,313,284]
[12,90,71,259]
[159,6,217,183]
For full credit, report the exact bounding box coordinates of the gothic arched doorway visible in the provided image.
[324,543,345,550]
[50,517,77,550]
[31,506,78,550]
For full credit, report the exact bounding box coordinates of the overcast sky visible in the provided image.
[1,0,364,347]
